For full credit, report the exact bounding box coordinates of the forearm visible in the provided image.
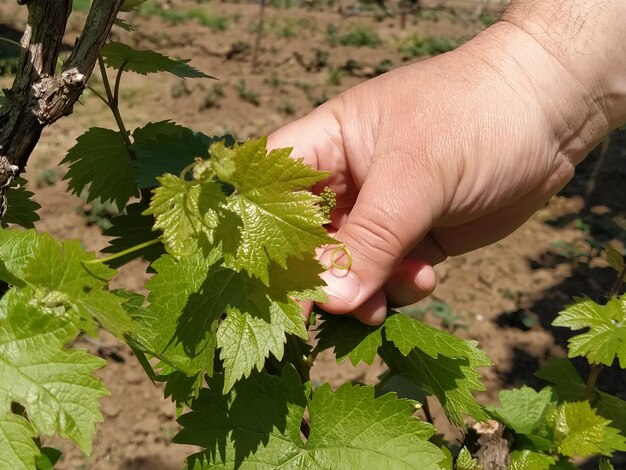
[500,1,626,153]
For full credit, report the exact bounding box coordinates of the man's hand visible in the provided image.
[268,1,626,325]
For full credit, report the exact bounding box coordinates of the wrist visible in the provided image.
[500,0,626,147]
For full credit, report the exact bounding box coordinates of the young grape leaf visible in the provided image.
[211,138,333,284]
[144,174,226,255]
[176,367,444,469]
[135,252,221,377]
[380,337,489,427]
[61,128,139,210]
[508,450,554,470]
[101,203,164,268]
[101,42,212,79]
[315,314,383,366]
[35,447,63,470]
[20,234,134,337]
[536,358,626,436]
[266,256,327,303]
[487,386,555,435]
[131,122,209,188]
[0,300,107,453]
[217,300,306,392]
[384,312,490,362]
[455,447,482,470]
[604,245,625,273]
[0,413,39,470]
[2,178,40,228]
[553,296,626,367]
[554,401,626,457]
[0,228,38,276]
[0,260,25,288]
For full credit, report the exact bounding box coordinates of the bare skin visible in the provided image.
[268,0,626,324]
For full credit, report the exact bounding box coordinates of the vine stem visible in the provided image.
[97,55,134,155]
[83,239,160,265]
[286,335,310,383]
[583,364,602,401]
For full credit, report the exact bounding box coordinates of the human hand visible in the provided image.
[268,6,626,325]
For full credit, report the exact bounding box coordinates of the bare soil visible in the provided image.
[1,0,625,468]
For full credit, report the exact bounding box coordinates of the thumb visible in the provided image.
[319,157,436,314]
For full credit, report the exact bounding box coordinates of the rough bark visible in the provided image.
[470,420,511,470]
[0,0,124,194]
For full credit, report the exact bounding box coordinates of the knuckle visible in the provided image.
[343,207,406,267]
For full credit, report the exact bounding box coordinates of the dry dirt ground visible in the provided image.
[1,0,625,468]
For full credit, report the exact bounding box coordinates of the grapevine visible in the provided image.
[0,1,624,469]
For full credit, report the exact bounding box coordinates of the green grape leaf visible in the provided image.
[217,300,306,392]
[555,401,626,457]
[35,447,63,470]
[487,386,555,435]
[0,300,107,453]
[553,296,626,367]
[381,312,490,427]
[508,450,554,470]
[20,233,134,337]
[599,458,615,470]
[176,367,444,469]
[315,314,383,366]
[211,138,333,284]
[384,312,491,362]
[102,203,164,268]
[536,358,626,436]
[144,174,226,255]
[0,413,39,470]
[604,245,625,272]
[0,260,25,288]
[455,447,482,470]
[0,228,38,277]
[439,445,453,470]
[61,127,139,210]
[266,256,327,303]
[135,252,221,377]
[131,122,209,188]
[101,42,212,79]
[2,178,40,228]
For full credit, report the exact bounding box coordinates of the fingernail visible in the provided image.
[320,269,361,304]
[319,248,361,304]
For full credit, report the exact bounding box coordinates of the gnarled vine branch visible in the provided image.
[0,0,123,197]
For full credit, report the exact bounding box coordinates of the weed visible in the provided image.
[36,168,59,188]
[263,72,284,89]
[274,20,297,39]
[339,24,382,48]
[187,9,230,32]
[277,99,296,116]
[325,24,340,47]
[236,80,261,106]
[294,81,312,94]
[170,81,191,99]
[199,83,225,110]
[77,199,119,231]
[327,68,346,86]
[398,34,458,60]
[479,12,497,27]
[372,58,393,76]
